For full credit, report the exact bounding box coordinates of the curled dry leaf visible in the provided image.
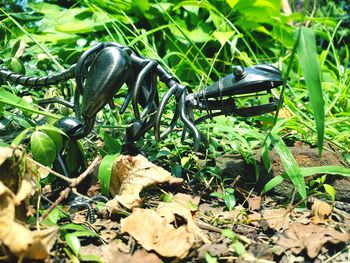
[275,222,350,258]
[310,199,332,224]
[121,208,194,259]
[0,181,57,260]
[0,147,34,220]
[108,155,183,209]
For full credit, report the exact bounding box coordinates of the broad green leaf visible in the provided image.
[269,133,306,199]
[0,89,33,110]
[300,166,350,177]
[323,184,335,202]
[0,89,59,119]
[56,20,98,34]
[98,154,119,196]
[297,27,325,156]
[37,124,68,138]
[44,130,63,152]
[65,233,80,256]
[30,131,57,166]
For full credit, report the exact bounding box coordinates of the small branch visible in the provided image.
[26,156,73,183]
[41,156,101,221]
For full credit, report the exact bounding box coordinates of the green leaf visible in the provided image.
[323,184,335,202]
[65,233,80,256]
[221,229,237,241]
[98,154,119,197]
[226,0,239,9]
[210,192,224,199]
[30,131,57,166]
[60,224,90,232]
[213,31,235,46]
[0,89,59,119]
[42,207,66,226]
[9,58,25,74]
[11,127,34,146]
[269,133,306,199]
[79,254,103,263]
[297,27,325,156]
[300,166,350,177]
[11,39,26,58]
[43,129,63,152]
[161,193,174,203]
[233,241,246,256]
[262,174,286,193]
[205,252,218,263]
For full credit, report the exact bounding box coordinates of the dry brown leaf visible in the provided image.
[98,242,161,263]
[261,208,290,231]
[310,199,332,224]
[0,181,57,260]
[121,208,194,258]
[108,155,183,209]
[275,222,350,258]
[247,196,262,211]
[156,193,210,244]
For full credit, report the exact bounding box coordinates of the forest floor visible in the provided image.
[1,143,349,262]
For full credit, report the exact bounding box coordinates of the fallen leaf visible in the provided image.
[310,199,332,224]
[99,241,161,263]
[156,193,210,244]
[108,155,183,209]
[275,222,350,258]
[121,208,194,258]
[247,196,262,211]
[0,181,57,260]
[261,208,290,231]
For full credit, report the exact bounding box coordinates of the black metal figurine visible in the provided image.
[0,42,283,222]
[0,42,283,155]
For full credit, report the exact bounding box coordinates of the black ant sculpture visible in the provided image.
[0,42,283,221]
[0,42,283,154]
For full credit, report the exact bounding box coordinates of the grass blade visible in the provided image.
[301,166,350,177]
[297,27,325,156]
[269,133,306,199]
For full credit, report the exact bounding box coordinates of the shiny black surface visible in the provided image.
[200,64,282,98]
[81,46,131,119]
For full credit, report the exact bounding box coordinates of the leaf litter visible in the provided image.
[1,149,350,262]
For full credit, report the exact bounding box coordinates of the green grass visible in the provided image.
[0,0,349,205]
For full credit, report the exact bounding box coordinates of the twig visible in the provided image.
[26,156,73,183]
[41,156,101,221]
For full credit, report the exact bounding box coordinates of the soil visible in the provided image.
[215,141,350,204]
